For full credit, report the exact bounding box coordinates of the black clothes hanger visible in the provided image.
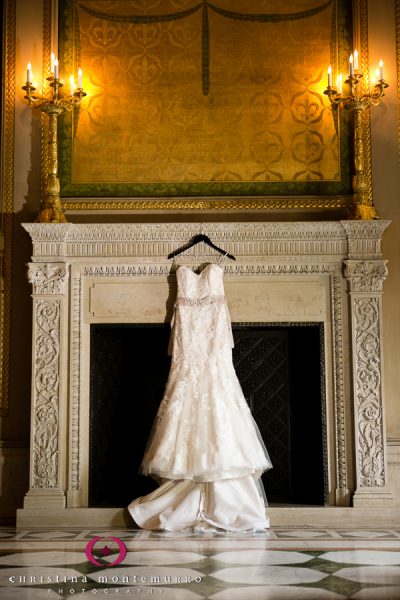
[167,234,236,261]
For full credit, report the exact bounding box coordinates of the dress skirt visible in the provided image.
[128,264,272,531]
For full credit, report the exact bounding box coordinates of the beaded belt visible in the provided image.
[175,295,226,307]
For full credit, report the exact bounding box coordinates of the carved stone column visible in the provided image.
[22,262,69,508]
[343,220,393,506]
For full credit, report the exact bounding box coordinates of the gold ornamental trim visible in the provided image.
[356,0,374,210]
[354,204,379,220]
[63,196,353,211]
[0,0,16,415]
[396,0,400,162]
[41,0,52,200]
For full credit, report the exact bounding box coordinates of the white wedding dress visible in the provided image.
[128,262,272,531]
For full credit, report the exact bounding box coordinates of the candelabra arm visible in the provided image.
[37,104,67,223]
[324,71,387,219]
[352,104,379,220]
[22,70,87,223]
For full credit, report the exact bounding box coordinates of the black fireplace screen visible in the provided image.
[89,324,326,507]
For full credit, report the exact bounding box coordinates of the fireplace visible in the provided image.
[89,323,326,508]
[18,221,395,528]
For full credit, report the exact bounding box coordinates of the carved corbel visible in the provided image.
[28,262,68,295]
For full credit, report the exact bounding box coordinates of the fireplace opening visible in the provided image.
[89,323,326,507]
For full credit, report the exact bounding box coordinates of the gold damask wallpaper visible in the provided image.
[58,0,353,197]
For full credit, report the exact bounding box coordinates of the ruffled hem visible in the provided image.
[140,463,270,483]
[140,407,273,484]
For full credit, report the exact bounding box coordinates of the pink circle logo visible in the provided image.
[85,536,127,566]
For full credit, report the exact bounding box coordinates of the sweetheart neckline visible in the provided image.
[177,263,223,277]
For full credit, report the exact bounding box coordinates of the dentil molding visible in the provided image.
[22,221,390,264]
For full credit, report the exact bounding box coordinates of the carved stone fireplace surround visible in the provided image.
[17,220,400,528]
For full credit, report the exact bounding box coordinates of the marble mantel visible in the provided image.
[17,220,398,528]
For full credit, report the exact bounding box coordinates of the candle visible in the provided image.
[337,73,343,94]
[50,52,55,74]
[27,62,32,83]
[379,59,384,80]
[349,54,354,77]
[354,49,359,71]
[77,67,83,89]
[70,75,75,96]
[54,58,59,79]
[328,65,332,87]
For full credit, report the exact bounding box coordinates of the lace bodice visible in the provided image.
[176,263,225,300]
[169,263,233,359]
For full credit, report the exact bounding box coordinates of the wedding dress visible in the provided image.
[128,262,272,531]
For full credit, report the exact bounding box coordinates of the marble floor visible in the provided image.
[0,527,399,599]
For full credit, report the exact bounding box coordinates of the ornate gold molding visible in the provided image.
[396,0,400,162]
[41,0,52,201]
[0,0,16,416]
[63,196,353,212]
[353,0,375,218]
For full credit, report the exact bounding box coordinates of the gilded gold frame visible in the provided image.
[355,0,373,209]
[0,0,16,416]
[54,0,365,212]
[396,0,400,161]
